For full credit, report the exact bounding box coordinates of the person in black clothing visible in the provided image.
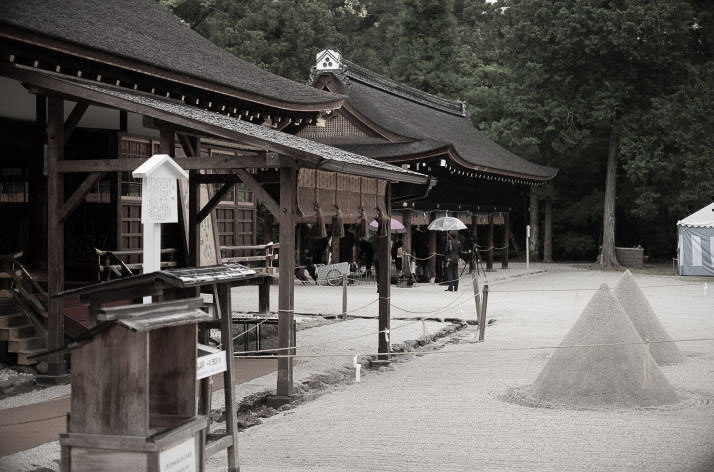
[444,231,461,291]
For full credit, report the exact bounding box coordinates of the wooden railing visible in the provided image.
[95,248,178,280]
[220,243,279,274]
[0,251,48,344]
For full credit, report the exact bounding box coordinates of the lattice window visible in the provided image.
[297,111,372,139]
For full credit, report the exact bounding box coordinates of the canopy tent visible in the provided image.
[677,203,714,276]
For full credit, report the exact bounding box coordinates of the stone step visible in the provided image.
[17,349,43,366]
[8,336,43,353]
[0,298,17,315]
[0,324,36,341]
[0,313,25,328]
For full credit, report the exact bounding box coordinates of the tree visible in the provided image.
[494,0,696,267]
[391,0,462,96]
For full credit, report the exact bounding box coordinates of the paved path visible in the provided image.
[206,267,714,471]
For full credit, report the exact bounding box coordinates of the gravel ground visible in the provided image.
[205,266,713,471]
[2,264,712,471]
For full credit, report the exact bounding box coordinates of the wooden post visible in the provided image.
[544,199,553,263]
[402,210,412,276]
[377,183,391,360]
[342,274,348,320]
[30,95,47,267]
[427,213,436,281]
[501,212,509,269]
[217,283,240,471]
[487,213,494,271]
[470,213,478,273]
[277,166,296,397]
[119,110,128,132]
[330,217,340,264]
[180,136,200,268]
[46,95,65,377]
[479,284,489,341]
[258,278,270,315]
[471,274,481,328]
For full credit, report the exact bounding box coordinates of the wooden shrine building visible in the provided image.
[0,0,429,401]
[301,49,558,278]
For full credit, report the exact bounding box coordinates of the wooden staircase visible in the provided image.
[0,252,48,365]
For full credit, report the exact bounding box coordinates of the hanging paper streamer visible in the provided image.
[353,355,361,382]
[383,329,390,343]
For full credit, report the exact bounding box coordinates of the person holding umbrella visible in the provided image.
[427,213,466,290]
[444,230,461,291]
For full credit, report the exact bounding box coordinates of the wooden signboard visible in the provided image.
[179,180,220,266]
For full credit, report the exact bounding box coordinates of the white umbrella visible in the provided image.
[427,216,467,231]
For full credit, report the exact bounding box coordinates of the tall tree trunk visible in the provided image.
[529,186,540,260]
[543,197,552,262]
[600,127,620,268]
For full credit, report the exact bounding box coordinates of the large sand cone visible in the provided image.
[530,284,679,408]
[613,270,685,365]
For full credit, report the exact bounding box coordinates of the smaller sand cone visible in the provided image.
[530,284,678,408]
[614,270,685,365]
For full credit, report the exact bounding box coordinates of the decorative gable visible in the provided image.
[315,49,342,71]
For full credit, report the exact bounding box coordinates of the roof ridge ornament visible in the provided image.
[309,49,349,86]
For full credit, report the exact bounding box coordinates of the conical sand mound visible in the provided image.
[613,270,684,365]
[530,284,679,408]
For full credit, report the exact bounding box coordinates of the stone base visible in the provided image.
[265,394,294,409]
[369,359,392,368]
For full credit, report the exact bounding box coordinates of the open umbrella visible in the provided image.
[368,218,406,233]
[427,216,467,231]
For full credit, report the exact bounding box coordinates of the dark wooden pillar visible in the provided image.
[46,95,65,377]
[377,184,391,360]
[330,217,340,263]
[486,213,494,271]
[427,213,436,281]
[119,110,128,132]
[544,199,553,263]
[277,166,296,396]
[501,212,509,269]
[402,211,412,276]
[30,95,47,267]
[470,213,478,273]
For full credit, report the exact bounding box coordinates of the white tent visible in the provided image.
[677,202,714,276]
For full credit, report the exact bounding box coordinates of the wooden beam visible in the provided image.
[196,182,232,223]
[277,166,296,397]
[58,172,103,223]
[47,95,66,377]
[234,168,280,219]
[56,155,272,172]
[63,101,89,145]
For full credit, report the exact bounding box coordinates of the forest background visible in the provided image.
[160,0,713,263]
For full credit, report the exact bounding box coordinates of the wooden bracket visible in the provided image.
[58,172,103,223]
[235,168,279,218]
[196,182,233,224]
[63,102,89,145]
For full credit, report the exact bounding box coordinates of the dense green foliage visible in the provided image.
[160,0,713,260]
